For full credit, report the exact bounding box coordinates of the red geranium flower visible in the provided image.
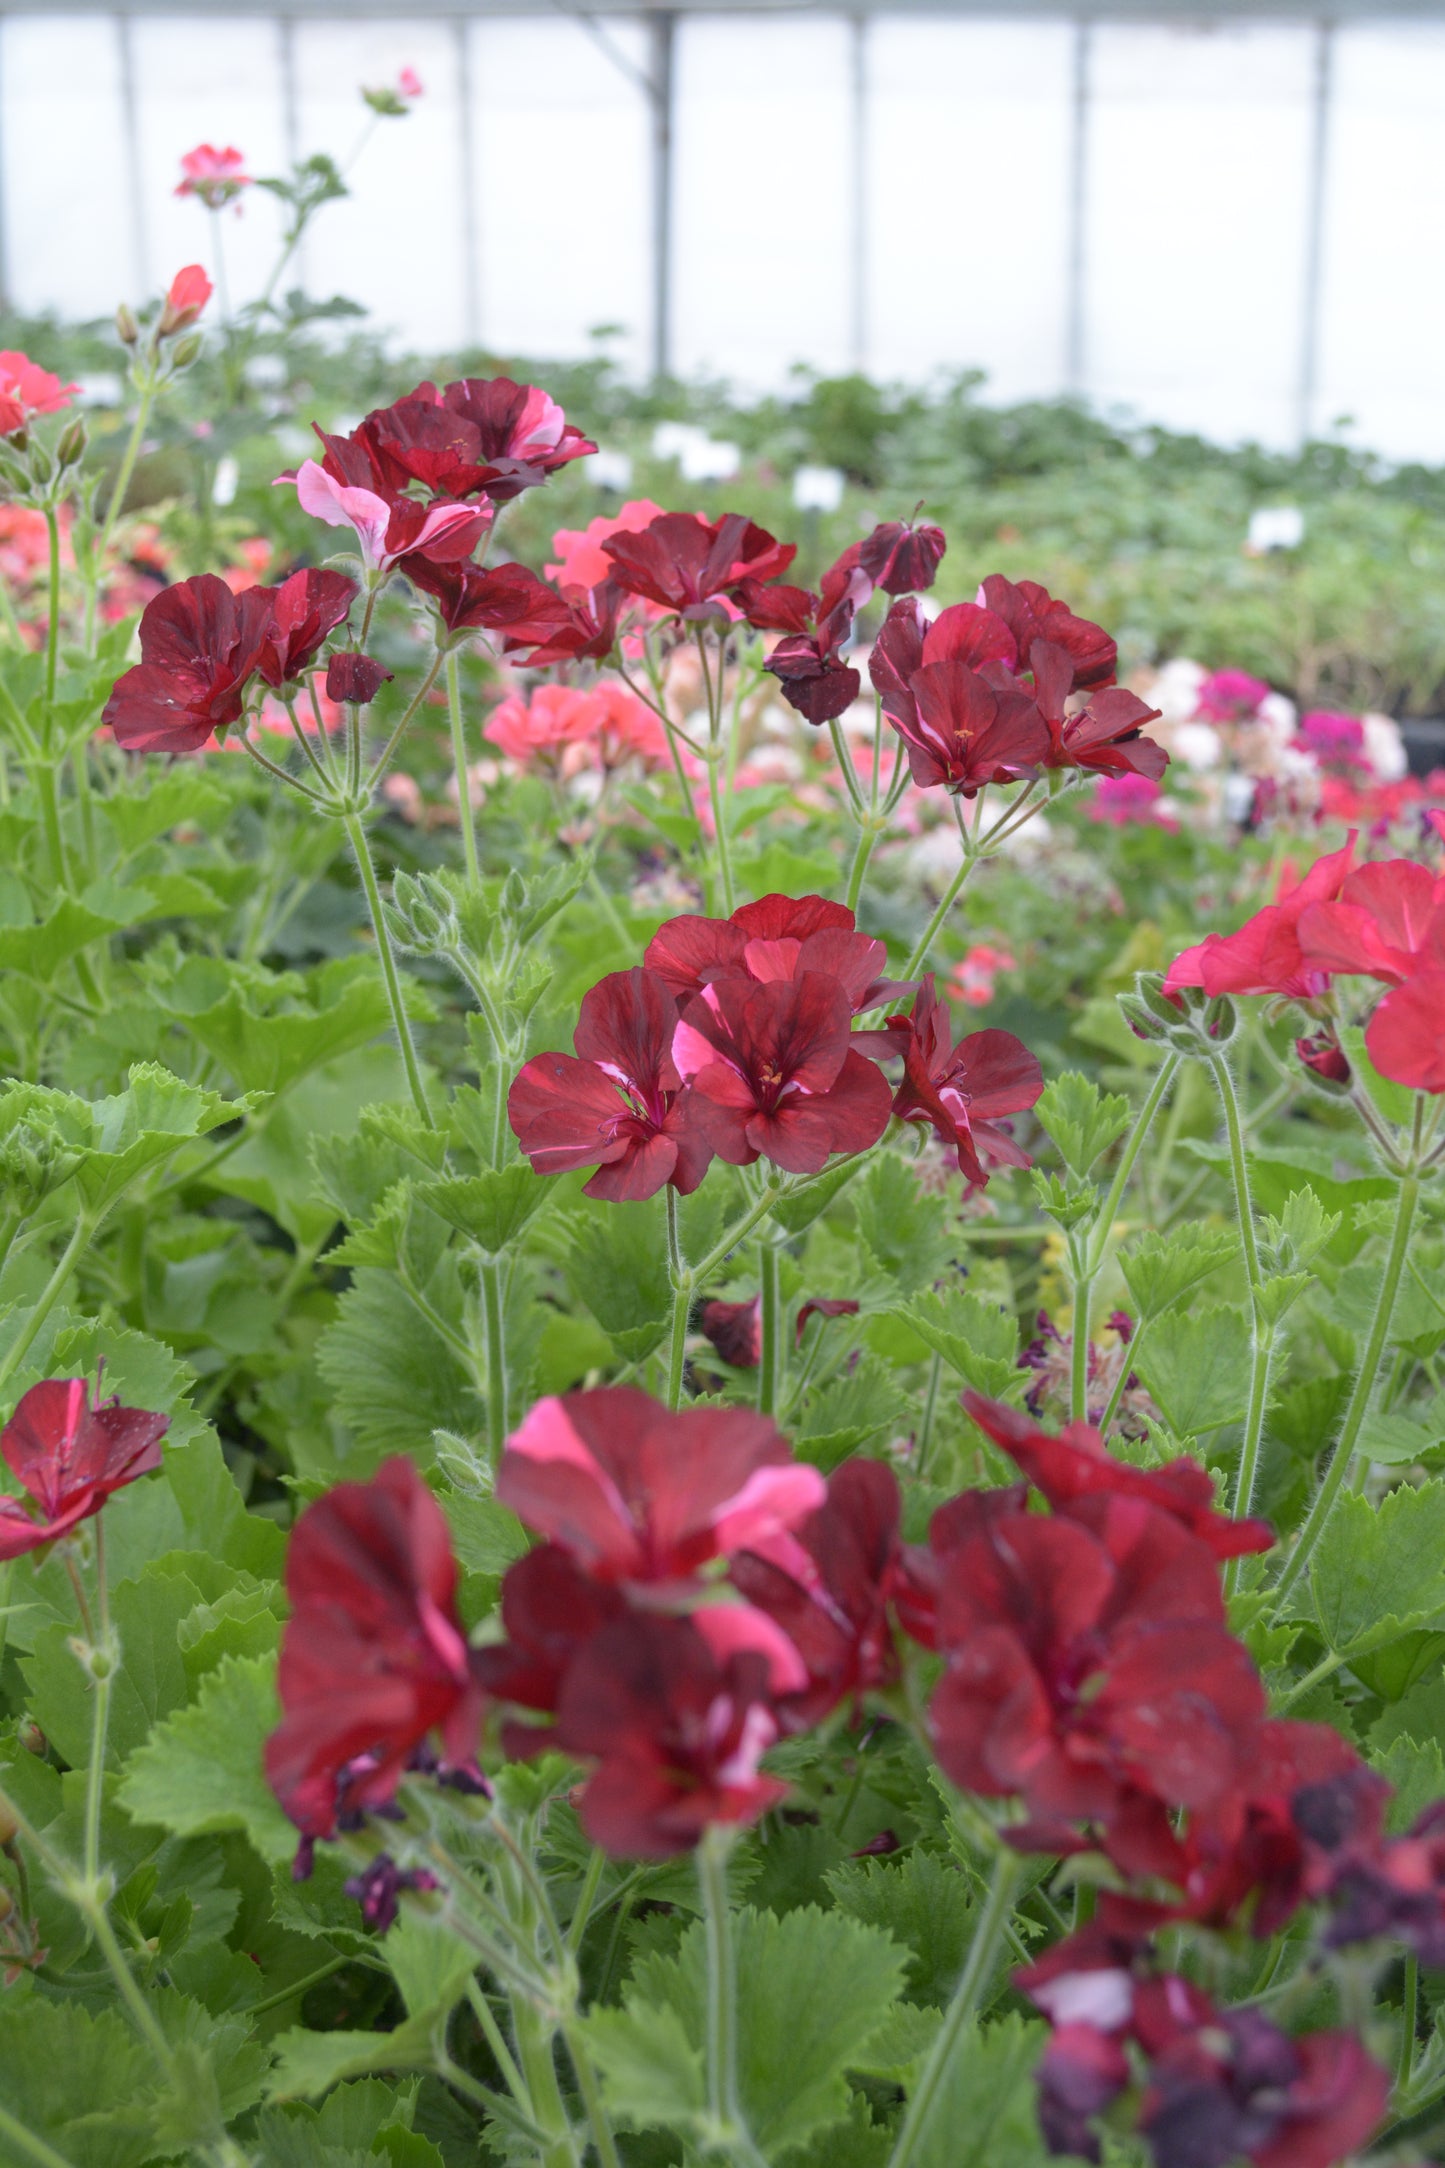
[348,388,498,500]
[1297,857,1445,984]
[672,972,892,1174]
[869,597,1048,794]
[494,1385,824,1587]
[0,350,77,431]
[699,1296,763,1368]
[860,977,1042,1185]
[405,556,574,644]
[471,1541,630,1738]
[508,967,714,1200]
[893,1483,1031,1649]
[1365,968,1445,1094]
[927,1494,1264,1837]
[264,1456,483,1839]
[742,553,871,725]
[1165,836,1356,1001]
[795,1296,860,1342]
[254,568,357,687]
[857,517,946,596]
[645,893,899,1014]
[103,573,275,753]
[1028,639,1168,782]
[291,460,490,576]
[439,377,597,499]
[602,511,795,618]
[730,1458,904,1725]
[0,1378,167,1559]
[961,1393,1273,1561]
[1137,2000,1387,2168]
[157,264,212,337]
[326,651,393,705]
[552,1612,789,1858]
[977,574,1117,690]
[503,579,624,668]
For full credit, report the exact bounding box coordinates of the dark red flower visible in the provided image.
[439,376,597,499]
[1366,968,1445,1093]
[795,1296,860,1344]
[857,517,946,596]
[730,1458,904,1725]
[645,893,899,1015]
[893,1483,1031,1650]
[1027,638,1168,782]
[1323,1792,1445,1964]
[1035,2022,1130,2159]
[1294,1031,1350,1085]
[471,1540,629,1734]
[347,389,497,500]
[894,653,1048,795]
[0,1378,167,1559]
[345,1853,439,1934]
[264,1456,484,1839]
[494,1385,824,1587]
[504,579,624,668]
[326,651,393,705]
[928,1495,1264,1835]
[405,557,574,644]
[602,511,795,619]
[255,568,358,687]
[977,575,1117,690]
[961,1393,1274,1561]
[672,972,892,1175]
[745,553,870,725]
[1138,2002,1387,2168]
[1165,837,1356,1001]
[103,574,274,753]
[699,1296,763,1368]
[861,977,1041,1185]
[508,967,713,1200]
[552,1611,789,1858]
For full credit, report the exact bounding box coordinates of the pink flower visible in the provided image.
[484,684,600,765]
[949,944,1015,1008]
[288,459,489,574]
[175,144,251,209]
[158,264,212,337]
[0,351,77,437]
[548,500,669,595]
[590,680,670,766]
[1089,774,1176,829]
[398,67,423,97]
[1194,669,1270,725]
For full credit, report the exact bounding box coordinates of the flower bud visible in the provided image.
[326,650,393,706]
[56,417,87,469]
[115,303,140,348]
[170,333,203,372]
[1296,1031,1352,1092]
[1119,972,1239,1058]
[0,1800,18,1848]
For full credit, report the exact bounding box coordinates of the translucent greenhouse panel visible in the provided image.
[673,16,851,387]
[293,19,467,353]
[470,18,651,376]
[1084,22,1315,448]
[131,17,289,310]
[866,18,1074,401]
[1,15,134,316]
[1315,25,1445,464]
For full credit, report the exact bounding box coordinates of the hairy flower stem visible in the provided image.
[480,1255,509,1464]
[86,382,155,652]
[43,506,62,705]
[0,1214,94,1399]
[756,1242,782,1416]
[696,631,735,915]
[563,2024,624,2168]
[886,1847,1020,2168]
[343,810,434,1130]
[82,1523,112,1888]
[1069,1053,1180,1423]
[1204,1053,1274,1573]
[665,1187,690,1412]
[446,650,482,890]
[827,717,866,816]
[1276,1112,1425,1603]
[899,781,1045,981]
[844,817,883,915]
[0,2099,74,2168]
[698,1829,766,2168]
[510,1999,581,2168]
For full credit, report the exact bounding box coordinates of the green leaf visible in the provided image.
[1304,1481,1445,1658]
[418,1167,551,1256]
[150,954,422,1099]
[576,2002,706,2134]
[117,1651,297,1864]
[826,1850,977,2008]
[896,1286,1019,1397]
[1260,1186,1343,1275]
[1118,1223,1239,1321]
[566,1199,672,1362]
[23,1560,198,1769]
[1371,1733,1445,1834]
[622,1904,908,2157]
[316,1267,479,1473]
[1035,1072,1131,1176]
[103,770,231,857]
[1132,1304,1251,1437]
[1333,1259,1445,1359]
[793,1356,907,1470]
[384,1911,478,2022]
[898,2013,1050,2168]
[853,1154,952,1295]
[266,2018,441,2100]
[1179,1141,1390,1263]
[0,1997,159,2168]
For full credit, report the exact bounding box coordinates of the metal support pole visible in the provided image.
[454,17,482,349]
[116,10,148,298]
[648,9,676,383]
[1063,16,1091,398]
[848,13,868,373]
[278,15,304,291]
[1296,19,1335,448]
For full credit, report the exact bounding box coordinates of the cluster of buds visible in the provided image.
[115,264,212,382]
[1118,972,1239,1057]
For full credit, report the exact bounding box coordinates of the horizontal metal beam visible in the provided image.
[10,0,1445,17]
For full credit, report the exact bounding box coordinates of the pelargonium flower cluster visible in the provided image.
[506,893,1043,1196]
[0,1377,168,1558]
[1167,825,1445,1093]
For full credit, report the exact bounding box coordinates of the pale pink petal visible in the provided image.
[710,1463,828,1555]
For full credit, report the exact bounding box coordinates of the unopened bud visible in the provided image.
[170,333,203,371]
[115,302,140,348]
[18,1722,45,1757]
[0,1884,13,1923]
[0,1800,18,1848]
[56,417,87,469]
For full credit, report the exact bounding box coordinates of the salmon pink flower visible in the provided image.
[0,351,78,436]
[961,1393,1273,1561]
[589,680,670,766]
[602,511,795,619]
[1164,835,1357,1001]
[672,973,892,1175]
[405,556,572,644]
[484,683,598,765]
[0,1378,167,1559]
[548,500,669,593]
[103,572,275,753]
[158,264,212,337]
[289,459,489,575]
[495,1385,824,1587]
[507,966,713,1199]
[949,942,1014,1007]
[254,568,357,687]
[860,977,1041,1186]
[264,1456,484,1840]
[553,1612,789,1858]
[439,377,596,500]
[175,143,251,208]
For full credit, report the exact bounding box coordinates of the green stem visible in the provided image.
[828,716,866,816]
[35,759,72,891]
[0,2100,78,2168]
[447,650,482,889]
[466,1979,531,2107]
[70,740,97,875]
[511,1997,580,2168]
[43,506,62,704]
[246,1951,355,2018]
[698,1828,765,2168]
[1276,1123,1423,1601]
[566,1845,608,1958]
[563,2023,625,2168]
[1084,1054,1181,1277]
[886,1847,1020,2168]
[844,819,880,916]
[343,810,434,1129]
[88,381,155,651]
[900,850,973,982]
[0,1215,93,1398]
[665,1185,689,1413]
[1271,1647,1347,1715]
[1399,1955,1419,2096]
[697,631,735,915]
[76,1889,175,2067]
[1206,1052,1263,1295]
[83,1522,111,1885]
[480,1255,509,1463]
[1097,1319,1147,1438]
[756,1242,781,1416]
[1069,1239,1093,1425]
[916,1351,943,1480]
[364,649,447,789]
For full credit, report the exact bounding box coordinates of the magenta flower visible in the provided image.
[290,460,489,575]
[0,1379,167,1559]
[175,144,252,209]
